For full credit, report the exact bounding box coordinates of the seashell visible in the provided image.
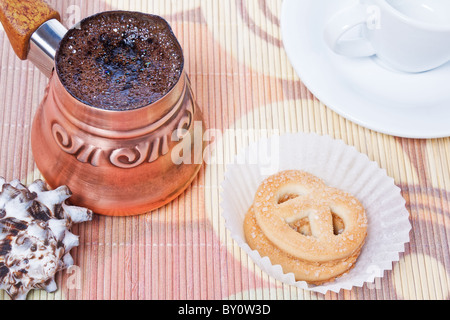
[0,177,93,300]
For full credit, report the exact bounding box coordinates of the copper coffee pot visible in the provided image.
[0,0,205,216]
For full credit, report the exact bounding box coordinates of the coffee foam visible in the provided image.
[56,11,183,111]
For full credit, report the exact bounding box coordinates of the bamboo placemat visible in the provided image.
[0,0,449,300]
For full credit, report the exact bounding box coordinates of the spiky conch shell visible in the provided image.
[0,177,93,300]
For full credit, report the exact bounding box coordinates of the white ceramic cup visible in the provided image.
[324,0,450,73]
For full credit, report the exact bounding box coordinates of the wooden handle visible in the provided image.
[0,0,60,60]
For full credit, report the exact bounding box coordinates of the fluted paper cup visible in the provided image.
[220,133,411,294]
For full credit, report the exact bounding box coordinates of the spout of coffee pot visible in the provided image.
[0,0,67,78]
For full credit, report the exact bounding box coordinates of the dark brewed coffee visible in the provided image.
[56,11,183,111]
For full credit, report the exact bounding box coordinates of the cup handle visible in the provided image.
[324,4,376,57]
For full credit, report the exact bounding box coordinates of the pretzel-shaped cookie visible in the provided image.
[244,206,363,284]
[252,170,367,263]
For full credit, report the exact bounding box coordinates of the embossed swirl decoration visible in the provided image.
[51,99,193,169]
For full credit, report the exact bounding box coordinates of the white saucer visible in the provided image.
[281,0,450,139]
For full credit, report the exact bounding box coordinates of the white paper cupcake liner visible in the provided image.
[220,133,411,294]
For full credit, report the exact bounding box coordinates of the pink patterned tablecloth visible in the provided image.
[0,0,449,300]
